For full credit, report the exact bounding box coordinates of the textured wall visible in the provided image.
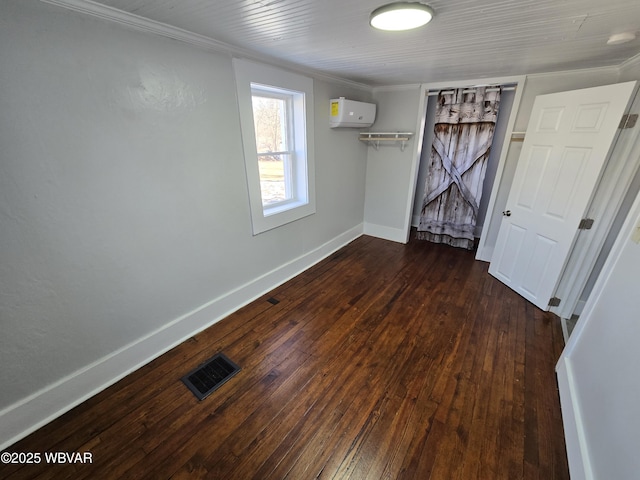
[0,0,368,437]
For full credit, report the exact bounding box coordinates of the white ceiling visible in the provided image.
[87,0,640,86]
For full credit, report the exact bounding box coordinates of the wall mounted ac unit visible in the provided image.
[330,97,376,128]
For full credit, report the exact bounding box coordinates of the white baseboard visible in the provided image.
[363,222,408,243]
[0,224,363,451]
[475,245,494,263]
[556,358,592,480]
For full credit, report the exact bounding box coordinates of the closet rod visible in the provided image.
[427,85,516,96]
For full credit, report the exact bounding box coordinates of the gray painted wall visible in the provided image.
[363,87,423,242]
[0,0,369,445]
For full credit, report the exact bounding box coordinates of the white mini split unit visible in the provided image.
[329,97,376,128]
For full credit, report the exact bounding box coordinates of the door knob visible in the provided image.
[503,210,511,216]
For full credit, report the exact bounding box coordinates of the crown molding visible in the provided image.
[526,64,620,80]
[371,83,422,94]
[39,0,372,92]
[40,0,236,52]
[35,1,640,96]
[619,51,640,71]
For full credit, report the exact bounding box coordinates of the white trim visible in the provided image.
[420,76,526,91]
[38,0,371,92]
[40,0,239,52]
[37,0,636,92]
[474,76,527,261]
[481,245,495,263]
[556,182,640,480]
[556,359,592,480]
[0,225,364,451]
[233,58,316,235]
[561,317,570,343]
[573,299,586,316]
[371,83,422,93]
[526,64,620,80]
[401,84,429,243]
[619,51,640,72]
[363,222,407,243]
[401,75,526,256]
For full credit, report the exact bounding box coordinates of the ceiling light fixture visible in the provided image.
[370,2,434,31]
[606,32,636,45]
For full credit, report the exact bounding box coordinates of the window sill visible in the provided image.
[252,201,315,235]
[264,199,308,217]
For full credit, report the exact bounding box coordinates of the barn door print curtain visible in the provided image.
[418,87,501,250]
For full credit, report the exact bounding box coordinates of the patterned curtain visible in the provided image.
[418,87,501,250]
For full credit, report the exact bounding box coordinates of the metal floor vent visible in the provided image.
[181,353,241,401]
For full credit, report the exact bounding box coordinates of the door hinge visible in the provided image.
[548,297,561,307]
[619,114,638,129]
[578,218,594,230]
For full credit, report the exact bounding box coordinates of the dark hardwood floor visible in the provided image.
[1,234,569,479]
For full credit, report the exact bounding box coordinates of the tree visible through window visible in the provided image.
[233,58,315,235]
[251,92,292,206]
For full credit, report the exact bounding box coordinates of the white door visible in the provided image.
[489,82,637,310]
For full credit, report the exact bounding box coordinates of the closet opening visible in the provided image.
[410,83,518,252]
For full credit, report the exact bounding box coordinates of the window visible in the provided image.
[234,59,315,234]
[252,86,295,208]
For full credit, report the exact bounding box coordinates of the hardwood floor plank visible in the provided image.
[1,234,569,480]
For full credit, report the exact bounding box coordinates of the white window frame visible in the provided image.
[234,59,315,235]
[251,85,295,209]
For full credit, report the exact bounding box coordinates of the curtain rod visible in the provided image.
[427,85,517,96]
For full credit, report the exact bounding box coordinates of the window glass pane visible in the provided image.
[252,95,287,154]
[252,93,292,206]
[258,153,291,205]
[234,59,315,234]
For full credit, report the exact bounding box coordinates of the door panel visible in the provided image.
[516,146,551,209]
[546,148,589,218]
[489,82,637,310]
[520,234,556,297]
[494,223,526,281]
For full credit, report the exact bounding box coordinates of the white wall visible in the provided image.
[0,0,369,448]
[557,187,640,480]
[363,86,423,242]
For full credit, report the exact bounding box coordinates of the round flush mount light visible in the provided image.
[370,2,434,31]
[606,32,636,45]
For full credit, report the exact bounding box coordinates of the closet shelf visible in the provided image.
[359,132,414,151]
